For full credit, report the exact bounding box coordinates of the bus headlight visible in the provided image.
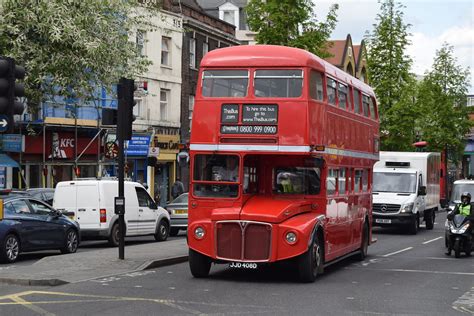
[285,231,297,244]
[194,226,205,239]
[400,203,414,213]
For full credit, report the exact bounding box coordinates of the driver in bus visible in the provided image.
[214,156,239,182]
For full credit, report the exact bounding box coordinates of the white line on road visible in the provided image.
[382,247,413,257]
[347,267,474,276]
[422,236,443,244]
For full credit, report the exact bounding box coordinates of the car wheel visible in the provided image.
[61,229,79,254]
[154,220,169,241]
[1,234,20,263]
[298,233,324,283]
[108,223,120,247]
[409,215,419,235]
[189,248,211,278]
[169,227,179,237]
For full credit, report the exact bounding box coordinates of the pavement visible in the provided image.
[0,238,188,286]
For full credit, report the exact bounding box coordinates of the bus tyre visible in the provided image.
[409,215,419,235]
[108,223,120,247]
[155,220,169,242]
[298,234,323,283]
[425,209,435,230]
[169,228,179,237]
[357,223,369,261]
[189,248,211,278]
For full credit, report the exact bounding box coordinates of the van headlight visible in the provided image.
[400,203,414,213]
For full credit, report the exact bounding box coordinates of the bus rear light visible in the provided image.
[285,231,297,244]
[100,209,107,223]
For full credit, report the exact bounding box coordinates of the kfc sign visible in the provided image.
[25,132,100,158]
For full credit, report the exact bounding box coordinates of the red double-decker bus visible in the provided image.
[188,45,379,282]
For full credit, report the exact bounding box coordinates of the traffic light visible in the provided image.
[117,78,136,141]
[0,57,25,133]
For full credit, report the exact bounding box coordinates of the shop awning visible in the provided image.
[464,141,474,154]
[0,154,19,168]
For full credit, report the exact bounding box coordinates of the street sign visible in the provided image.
[0,115,8,132]
[1,134,23,152]
[148,147,159,157]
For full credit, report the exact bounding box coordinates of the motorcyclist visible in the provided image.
[445,192,474,255]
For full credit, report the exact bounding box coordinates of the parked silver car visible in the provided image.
[165,193,188,236]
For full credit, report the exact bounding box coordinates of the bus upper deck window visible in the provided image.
[202,70,249,97]
[369,97,377,119]
[362,94,370,117]
[310,71,323,101]
[338,83,347,110]
[353,88,361,114]
[254,69,303,98]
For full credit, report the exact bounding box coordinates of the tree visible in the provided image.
[0,0,160,112]
[365,0,416,149]
[415,43,471,159]
[245,0,338,58]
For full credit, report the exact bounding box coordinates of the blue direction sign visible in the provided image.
[0,115,8,132]
[1,134,23,152]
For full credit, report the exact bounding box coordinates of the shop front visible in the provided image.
[153,134,179,207]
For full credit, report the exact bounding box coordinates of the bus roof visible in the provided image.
[200,45,374,95]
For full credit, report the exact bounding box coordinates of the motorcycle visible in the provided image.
[445,212,473,258]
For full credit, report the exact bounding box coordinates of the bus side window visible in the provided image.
[326,78,337,105]
[354,170,362,193]
[310,71,324,101]
[362,169,369,191]
[353,88,361,114]
[369,97,377,119]
[339,168,346,194]
[327,168,338,195]
[362,94,370,117]
[338,83,347,110]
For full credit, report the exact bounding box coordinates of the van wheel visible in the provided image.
[108,223,120,247]
[169,228,179,237]
[155,220,169,241]
[61,229,78,254]
[189,248,211,278]
[298,233,324,283]
[409,215,419,235]
[425,209,435,230]
[1,234,20,263]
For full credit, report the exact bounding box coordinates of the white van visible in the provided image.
[53,179,170,246]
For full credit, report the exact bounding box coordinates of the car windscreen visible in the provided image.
[373,172,417,193]
[172,194,188,204]
[450,183,474,203]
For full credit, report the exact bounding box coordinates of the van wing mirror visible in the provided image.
[418,186,427,196]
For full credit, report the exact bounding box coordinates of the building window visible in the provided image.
[161,36,171,66]
[188,95,194,120]
[203,42,209,57]
[136,30,145,56]
[160,89,169,121]
[223,10,235,25]
[189,38,196,68]
[133,98,143,119]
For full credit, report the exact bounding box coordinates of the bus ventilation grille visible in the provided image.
[216,221,271,261]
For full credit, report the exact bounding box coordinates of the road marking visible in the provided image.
[347,267,474,276]
[9,295,55,316]
[382,247,413,257]
[422,236,443,244]
[453,287,474,314]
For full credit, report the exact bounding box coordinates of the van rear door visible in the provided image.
[76,182,100,229]
[53,183,77,220]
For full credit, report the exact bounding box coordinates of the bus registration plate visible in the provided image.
[375,218,391,224]
[229,262,258,269]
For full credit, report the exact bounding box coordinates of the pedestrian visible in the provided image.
[171,177,185,199]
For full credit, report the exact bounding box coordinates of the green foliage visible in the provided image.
[245,0,338,58]
[416,43,471,160]
[0,0,161,110]
[365,0,415,150]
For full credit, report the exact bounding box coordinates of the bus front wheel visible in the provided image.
[298,234,324,283]
[189,248,211,278]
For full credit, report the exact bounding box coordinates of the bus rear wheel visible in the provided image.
[357,223,369,261]
[189,249,211,278]
[298,234,323,283]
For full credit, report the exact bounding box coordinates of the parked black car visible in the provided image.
[0,195,80,263]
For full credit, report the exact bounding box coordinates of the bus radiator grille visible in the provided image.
[216,221,271,261]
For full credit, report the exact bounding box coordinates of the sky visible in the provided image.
[314,0,474,93]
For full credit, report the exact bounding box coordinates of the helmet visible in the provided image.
[461,192,471,203]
